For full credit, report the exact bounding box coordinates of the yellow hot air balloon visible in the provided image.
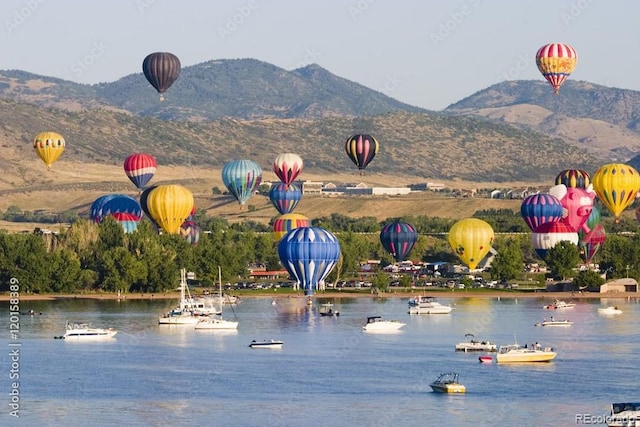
[146,184,194,234]
[592,163,640,222]
[33,132,65,169]
[448,218,494,270]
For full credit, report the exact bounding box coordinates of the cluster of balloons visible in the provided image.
[448,218,495,270]
[270,153,306,241]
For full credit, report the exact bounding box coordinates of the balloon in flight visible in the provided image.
[447,218,494,270]
[142,52,181,100]
[273,153,303,187]
[124,153,157,189]
[520,193,563,231]
[33,132,65,169]
[179,220,200,246]
[269,183,302,214]
[531,221,578,260]
[272,213,310,242]
[578,223,605,265]
[536,43,577,94]
[555,169,590,189]
[221,160,263,207]
[379,221,418,262]
[345,134,379,173]
[591,163,640,222]
[145,184,194,234]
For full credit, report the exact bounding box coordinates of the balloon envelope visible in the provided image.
[90,194,142,233]
[179,220,200,246]
[273,153,303,186]
[273,213,310,242]
[278,227,341,296]
[124,153,157,189]
[536,43,577,94]
[269,183,302,214]
[33,132,65,169]
[448,218,494,270]
[592,163,640,221]
[142,52,181,97]
[578,224,606,264]
[531,221,578,260]
[146,184,194,234]
[520,193,563,231]
[380,221,418,262]
[555,169,591,189]
[345,134,379,171]
[221,160,263,206]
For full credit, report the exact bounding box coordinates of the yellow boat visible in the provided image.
[430,372,466,393]
[496,343,556,363]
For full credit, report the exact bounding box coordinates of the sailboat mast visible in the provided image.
[218,266,223,314]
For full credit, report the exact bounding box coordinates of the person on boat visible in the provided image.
[534,342,541,350]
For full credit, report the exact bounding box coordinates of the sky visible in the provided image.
[2,0,639,111]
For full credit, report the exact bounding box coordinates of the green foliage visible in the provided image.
[489,237,524,281]
[545,242,582,280]
[573,270,605,291]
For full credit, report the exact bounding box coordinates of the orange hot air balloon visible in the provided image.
[146,184,194,234]
[33,132,65,169]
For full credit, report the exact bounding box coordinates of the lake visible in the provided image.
[2,295,639,427]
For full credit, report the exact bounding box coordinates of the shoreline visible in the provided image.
[2,290,639,302]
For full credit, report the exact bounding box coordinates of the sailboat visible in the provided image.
[159,269,207,325]
[195,267,239,330]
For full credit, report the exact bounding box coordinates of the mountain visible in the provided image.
[0,59,426,121]
[445,80,640,162]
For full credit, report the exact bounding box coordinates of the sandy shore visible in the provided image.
[2,290,638,302]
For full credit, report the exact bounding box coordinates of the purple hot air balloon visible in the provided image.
[380,221,418,262]
[520,193,564,231]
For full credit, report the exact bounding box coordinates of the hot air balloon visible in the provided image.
[179,220,200,246]
[278,226,341,296]
[33,132,65,169]
[146,184,194,234]
[520,193,563,231]
[90,194,142,233]
[221,160,263,207]
[272,213,310,242]
[592,163,640,222]
[531,221,578,260]
[536,43,577,95]
[139,185,159,229]
[555,169,590,189]
[142,52,181,100]
[269,183,302,214]
[345,134,379,173]
[578,224,606,265]
[447,218,494,270]
[124,153,157,189]
[273,153,303,187]
[548,184,596,234]
[380,221,418,262]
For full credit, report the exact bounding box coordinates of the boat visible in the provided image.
[249,339,283,349]
[535,317,573,327]
[478,355,493,363]
[408,296,453,314]
[455,333,497,352]
[599,306,623,315]
[362,316,406,332]
[608,402,640,426]
[495,342,557,363]
[543,299,575,310]
[318,303,339,317]
[195,267,239,330]
[159,269,210,325]
[429,372,466,393]
[61,321,117,340]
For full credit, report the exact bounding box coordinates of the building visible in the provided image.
[600,278,638,293]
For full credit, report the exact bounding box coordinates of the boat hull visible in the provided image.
[496,351,556,363]
[430,384,466,393]
[194,319,238,330]
[250,340,283,349]
[158,315,201,325]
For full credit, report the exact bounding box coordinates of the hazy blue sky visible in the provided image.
[2,0,638,110]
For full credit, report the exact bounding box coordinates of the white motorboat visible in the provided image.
[455,334,497,352]
[408,296,452,314]
[599,306,623,315]
[195,267,239,330]
[430,372,466,393]
[535,317,573,327]
[543,299,575,310]
[249,339,283,349]
[496,342,556,363]
[608,402,640,426]
[362,316,406,332]
[159,269,210,325]
[61,321,117,340]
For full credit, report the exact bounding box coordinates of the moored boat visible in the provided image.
[61,321,117,340]
[408,296,452,315]
[455,334,497,352]
[362,316,406,332]
[535,318,573,327]
[159,269,211,325]
[543,299,575,310]
[249,339,283,349]
[608,402,640,426]
[496,342,556,363]
[319,303,339,317]
[479,356,493,363]
[430,372,466,393]
[194,267,238,330]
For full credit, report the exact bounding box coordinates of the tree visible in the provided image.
[573,269,605,292]
[489,237,523,281]
[370,272,389,293]
[545,242,581,280]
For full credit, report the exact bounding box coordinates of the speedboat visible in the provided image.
[496,343,556,363]
[599,306,623,315]
[249,339,283,349]
[429,372,466,393]
[408,296,452,314]
[608,402,640,426]
[455,334,497,352]
[319,303,339,317]
[543,299,575,310]
[362,316,406,332]
[62,321,117,340]
[535,318,573,327]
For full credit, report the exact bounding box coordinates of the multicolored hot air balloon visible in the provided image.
[536,43,577,95]
[548,184,596,234]
[124,153,157,189]
[146,184,194,234]
[272,213,310,242]
[269,183,302,214]
[592,163,640,222]
[179,220,200,246]
[273,153,303,187]
[90,194,143,233]
[578,224,606,265]
[345,134,379,173]
[447,218,494,270]
[142,52,181,100]
[520,193,563,231]
[531,221,578,260]
[33,132,65,169]
[278,226,341,296]
[221,160,263,207]
[555,169,590,189]
[379,221,418,262]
